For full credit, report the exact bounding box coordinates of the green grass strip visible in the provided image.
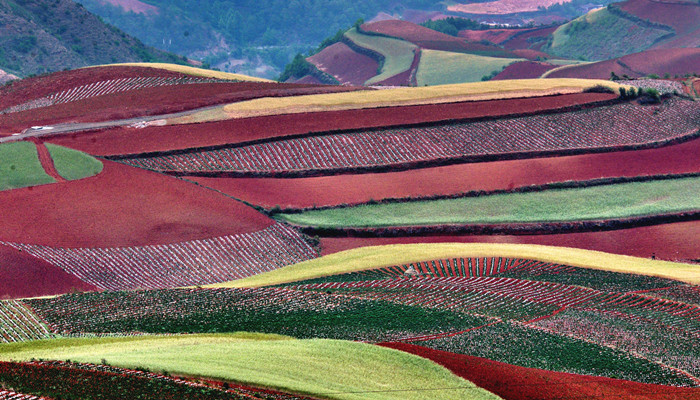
[278,176,700,228]
[344,28,417,85]
[0,334,501,400]
[0,142,55,191]
[416,50,521,85]
[45,143,103,181]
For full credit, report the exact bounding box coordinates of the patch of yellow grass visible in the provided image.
[167,78,626,124]
[204,243,700,288]
[89,63,272,82]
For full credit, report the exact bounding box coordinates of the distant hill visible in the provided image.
[0,67,18,84]
[0,0,184,77]
[543,0,700,61]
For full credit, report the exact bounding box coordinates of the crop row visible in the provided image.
[592,293,700,333]
[0,76,228,114]
[26,288,490,342]
[625,79,685,95]
[1,223,316,291]
[530,309,700,380]
[0,301,52,344]
[419,320,696,387]
[0,390,42,400]
[0,361,292,400]
[124,98,700,174]
[291,276,603,319]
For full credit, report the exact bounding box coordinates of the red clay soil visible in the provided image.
[0,66,187,110]
[0,244,97,299]
[458,29,525,44]
[374,48,421,87]
[319,220,700,261]
[187,136,700,210]
[510,48,555,61]
[291,75,324,85]
[308,42,379,86]
[618,0,700,35]
[50,92,617,156]
[547,48,700,79]
[0,82,359,132]
[0,160,273,248]
[501,26,560,51]
[379,342,700,400]
[28,139,66,183]
[492,61,558,80]
[362,20,515,56]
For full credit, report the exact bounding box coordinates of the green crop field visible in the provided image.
[344,28,417,85]
[278,176,700,228]
[45,144,103,181]
[0,334,500,400]
[416,50,522,86]
[545,8,670,61]
[0,142,55,191]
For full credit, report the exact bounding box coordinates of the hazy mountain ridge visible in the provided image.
[0,0,184,77]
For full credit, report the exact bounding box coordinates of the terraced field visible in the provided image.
[416,50,522,85]
[343,27,417,85]
[121,97,700,176]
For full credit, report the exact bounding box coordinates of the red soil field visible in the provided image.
[458,29,525,44]
[492,61,558,80]
[510,49,555,61]
[618,0,700,35]
[50,92,616,156]
[449,0,574,15]
[308,42,379,86]
[0,66,187,110]
[362,20,515,56]
[0,82,359,132]
[380,343,700,400]
[186,136,700,209]
[319,220,700,262]
[0,244,97,299]
[291,75,323,85]
[98,0,158,14]
[0,160,272,248]
[501,26,559,51]
[28,139,66,183]
[547,48,700,79]
[374,48,421,87]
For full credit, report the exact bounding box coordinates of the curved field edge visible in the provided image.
[168,79,628,124]
[206,243,700,288]
[44,144,103,181]
[275,175,700,228]
[89,63,273,82]
[0,142,54,191]
[0,334,502,400]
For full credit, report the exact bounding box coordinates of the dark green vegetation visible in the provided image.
[0,0,184,77]
[0,142,54,190]
[0,361,278,400]
[19,257,700,387]
[75,0,446,77]
[420,17,489,37]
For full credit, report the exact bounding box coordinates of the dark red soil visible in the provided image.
[0,160,272,248]
[374,48,421,87]
[50,92,616,156]
[380,342,700,400]
[307,42,379,86]
[0,244,97,299]
[458,28,525,44]
[492,61,558,80]
[547,48,700,79]
[501,26,560,51]
[319,220,700,262]
[510,48,556,61]
[0,66,186,110]
[187,136,700,210]
[0,82,359,132]
[618,0,700,36]
[362,20,515,57]
[291,75,324,85]
[28,139,66,183]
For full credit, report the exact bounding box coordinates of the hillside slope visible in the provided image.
[543,1,700,61]
[0,0,183,77]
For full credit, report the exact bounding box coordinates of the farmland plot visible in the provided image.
[1,224,317,291]
[123,98,700,175]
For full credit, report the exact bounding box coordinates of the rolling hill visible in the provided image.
[0,0,184,77]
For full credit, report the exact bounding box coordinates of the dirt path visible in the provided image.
[29,138,66,183]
